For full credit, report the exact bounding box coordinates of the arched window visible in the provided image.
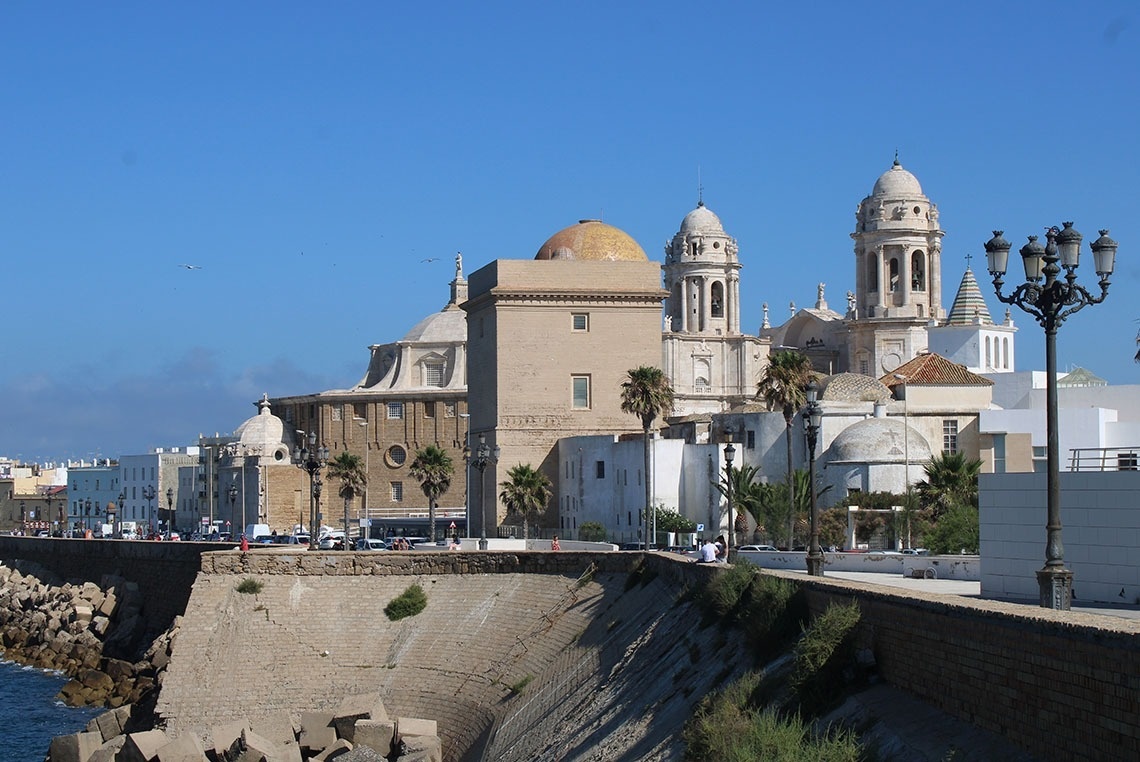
[911,251,926,290]
[1003,337,1010,369]
[710,281,724,318]
[867,254,878,291]
[985,337,992,368]
[889,258,900,292]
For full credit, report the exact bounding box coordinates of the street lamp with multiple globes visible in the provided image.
[723,437,736,554]
[984,223,1118,610]
[142,485,156,538]
[84,498,92,532]
[803,379,824,576]
[468,432,499,550]
[228,482,238,537]
[115,490,125,538]
[165,487,174,538]
[293,430,329,550]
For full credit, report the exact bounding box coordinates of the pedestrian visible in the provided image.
[551,535,560,551]
[240,534,249,552]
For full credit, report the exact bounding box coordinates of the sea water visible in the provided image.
[0,659,101,762]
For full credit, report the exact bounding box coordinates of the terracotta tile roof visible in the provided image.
[881,353,994,387]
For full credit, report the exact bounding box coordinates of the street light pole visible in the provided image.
[723,438,736,555]
[142,485,156,539]
[893,373,912,549]
[803,379,824,576]
[985,224,1118,610]
[166,487,174,538]
[294,430,330,550]
[115,491,125,538]
[469,432,499,550]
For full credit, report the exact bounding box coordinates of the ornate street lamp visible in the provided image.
[19,501,26,534]
[228,482,238,537]
[84,497,92,532]
[166,487,174,538]
[142,484,156,539]
[294,430,329,550]
[469,432,499,550]
[115,490,125,538]
[984,223,1118,610]
[723,437,736,555]
[803,379,824,576]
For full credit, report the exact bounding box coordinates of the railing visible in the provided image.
[1068,447,1140,472]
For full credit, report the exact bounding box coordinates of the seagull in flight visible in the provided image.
[178,264,202,270]
[421,257,439,263]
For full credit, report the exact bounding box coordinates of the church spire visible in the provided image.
[945,265,993,325]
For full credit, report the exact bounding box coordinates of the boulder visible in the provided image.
[154,733,206,762]
[351,720,394,757]
[210,719,251,759]
[118,729,171,762]
[48,730,104,762]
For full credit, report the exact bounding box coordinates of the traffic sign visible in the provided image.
[449,521,457,529]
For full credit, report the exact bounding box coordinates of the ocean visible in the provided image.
[0,659,102,762]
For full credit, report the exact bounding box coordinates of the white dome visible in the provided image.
[829,417,931,463]
[401,305,467,344]
[871,160,924,199]
[679,202,725,235]
[234,395,293,461]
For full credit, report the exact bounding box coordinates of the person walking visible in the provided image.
[240,534,249,552]
[551,535,561,551]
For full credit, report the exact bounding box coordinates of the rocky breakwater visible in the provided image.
[0,560,173,709]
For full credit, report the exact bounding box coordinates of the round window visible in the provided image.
[712,241,720,249]
[386,445,407,467]
[913,206,921,215]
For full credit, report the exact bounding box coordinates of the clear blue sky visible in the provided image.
[2,2,1137,463]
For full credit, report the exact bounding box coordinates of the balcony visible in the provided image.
[1068,447,1140,472]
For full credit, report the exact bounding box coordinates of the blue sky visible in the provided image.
[2,2,1138,463]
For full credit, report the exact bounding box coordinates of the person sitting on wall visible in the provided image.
[696,539,718,563]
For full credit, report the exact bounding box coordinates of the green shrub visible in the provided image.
[579,522,607,542]
[701,559,758,620]
[235,578,263,595]
[737,575,807,661]
[508,674,534,695]
[788,599,862,718]
[923,503,979,555]
[384,584,428,621]
[682,670,862,761]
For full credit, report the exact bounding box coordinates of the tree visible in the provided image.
[714,463,764,540]
[620,366,675,550]
[409,444,454,542]
[923,503,979,554]
[757,350,815,545]
[498,464,552,540]
[915,452,981,518]
[579,521,607,542]
[326,451,366,548]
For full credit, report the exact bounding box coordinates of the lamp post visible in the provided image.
[44,490,56,536]
[84,497,92,532]
[803,379,824,576]
[19,501,25,535]
[985,223,1118,610]
[358,419,369,531]
[723,438,736,556]
[115,490,125,538]
[142,485,156,539]
[893,373,913,549]
[469,432,499,550]
[228,482,238,537]
[460,413,471,540]
[166,487,174,538]
[294,430,329,550]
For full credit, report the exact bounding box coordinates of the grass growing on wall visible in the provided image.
[385,584,428,621]
[235,578,263,595]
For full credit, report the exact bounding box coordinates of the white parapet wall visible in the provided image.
[980,470,1140,605]
[735,549,980,579]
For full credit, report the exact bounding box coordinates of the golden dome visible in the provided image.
[535,219,648,262]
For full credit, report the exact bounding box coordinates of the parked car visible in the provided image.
[354,538,387,551]
[737,545,779,552]
[318,536,346,550]
[901,548,930,555]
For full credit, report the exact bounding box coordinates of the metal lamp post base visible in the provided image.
[1037,566,1073,610]
[478,537,488,550]
[805,553,825,577]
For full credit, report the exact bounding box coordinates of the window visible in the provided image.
[572,313,589,331]
[1033,446,1047,473]
[387,402,404,419]
[992,434,1006,474]
[746,431,755,450]
[572,375,590,409]
[424,401,436,418]
[444,402,456,418]
[425,363,445,387]
[596,461,605,479]
[942,419,959,454]
[390,482,403,502]
[710,281,724,317]
[353,404,367,421]
[386,445,407,467]
[331,405,343,422]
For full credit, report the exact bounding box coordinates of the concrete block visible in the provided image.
[210,719,250,759]
[395,717,438,742]
[118,729,171,762]
[310,738,351,762]
[396,734,442,762]
[251,712,296,746]
[91,706,127,741]
[154,733,206,762]
[278,740,304,762]
[48,731,104,762]
[331,692,387,742]
[227,729,279,762]
[298,711,334,735]
[299,723,337,756]
[87,736,126,762]
[352,719,395,757]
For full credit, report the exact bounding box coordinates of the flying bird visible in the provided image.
[178,264,202,270]
[421,257,439,263]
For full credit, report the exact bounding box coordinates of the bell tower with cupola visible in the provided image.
[662,199,768,416]
[847,158,946,376]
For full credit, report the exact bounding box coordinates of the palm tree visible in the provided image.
[409,444,454,542]
[757,349,815,546]
[326,452,366,547]
[620,366,675,549]
[498,464,552,540]
[915,452,981,518]
[714,462,764,540]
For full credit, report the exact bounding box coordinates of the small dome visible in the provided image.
[829,417,932,464]
[234,395,292,461]
[535,220,648,262]
[820,373,892,403]
[871,160,924,198]
[401,305,467,344]
[679,202,725,235]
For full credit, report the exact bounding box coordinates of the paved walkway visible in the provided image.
[783,568,1140,621]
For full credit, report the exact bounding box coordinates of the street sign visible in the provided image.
[449,521,457,530]
[697,523,705,532]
